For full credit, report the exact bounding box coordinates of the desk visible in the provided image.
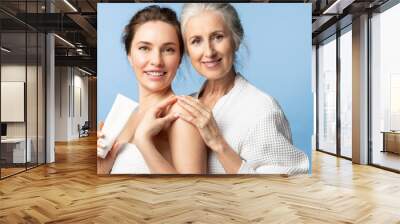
[1,138,31,163]
[381,131,400,154]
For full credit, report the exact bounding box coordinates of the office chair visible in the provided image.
[79,121,90,138]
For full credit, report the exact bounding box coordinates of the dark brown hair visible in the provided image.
[122,5,184,59]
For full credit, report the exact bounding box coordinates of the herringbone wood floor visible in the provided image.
[1,135,400,223]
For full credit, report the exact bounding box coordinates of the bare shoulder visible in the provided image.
[167,97,207,173]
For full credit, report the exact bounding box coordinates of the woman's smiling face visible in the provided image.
[128,21,181,93]
[184,10,235,81]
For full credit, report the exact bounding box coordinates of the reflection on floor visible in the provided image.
[0,162,40,178]
[373,150,400,171]
[0,167,25,177]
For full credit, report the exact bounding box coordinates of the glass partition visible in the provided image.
[0,1,46,179]
[317,35,337,155]
[38,32,45,165]
[27,31,38,169]
[1,30,28,177]
[339,27,352,158]
[371,3,400,171]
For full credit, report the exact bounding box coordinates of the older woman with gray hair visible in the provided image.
[176,3,309,175]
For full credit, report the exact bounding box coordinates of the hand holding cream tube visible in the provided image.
[97,94,138,159]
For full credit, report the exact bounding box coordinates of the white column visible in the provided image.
[352,14,369,164]
[45,0,56,163]
[46,32,55,163]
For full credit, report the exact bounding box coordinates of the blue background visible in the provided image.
[98,3,313,169]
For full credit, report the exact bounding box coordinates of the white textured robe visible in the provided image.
[196,74,309,175]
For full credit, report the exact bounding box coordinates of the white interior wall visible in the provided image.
[55,67,69,141]
[1,65,35,138]
[54,67,89,141]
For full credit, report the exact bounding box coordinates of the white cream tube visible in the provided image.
[97,94,137,159]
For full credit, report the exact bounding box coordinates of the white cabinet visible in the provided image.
[1,138,32,163]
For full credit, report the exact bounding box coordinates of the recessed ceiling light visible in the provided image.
[78,67,92,76]
[54,34,75,48]
[1,47,11,53]
[323,0,355,15]
[63,0,78,12]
